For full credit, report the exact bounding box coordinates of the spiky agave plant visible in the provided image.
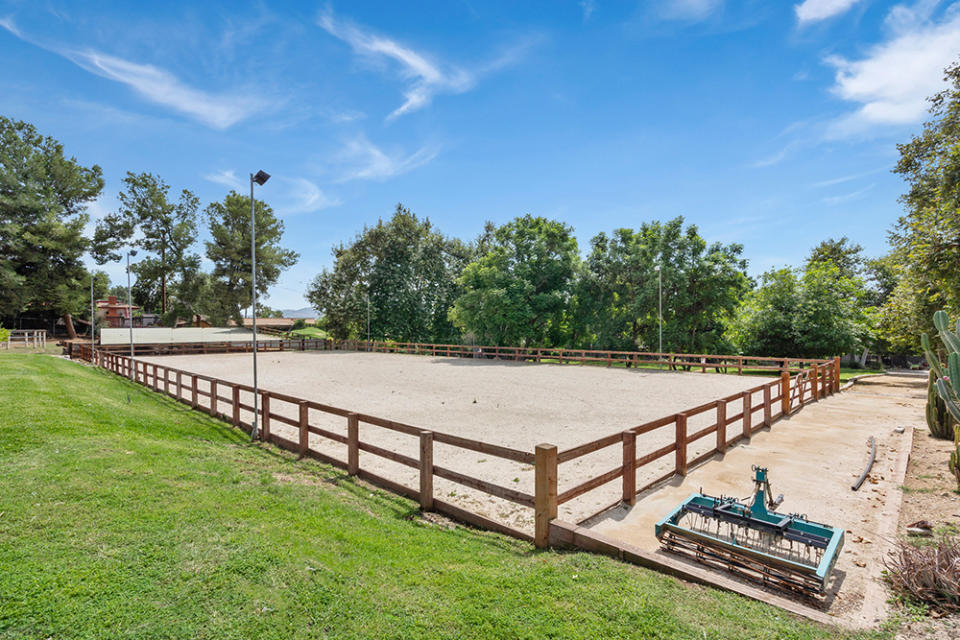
[921,310,960,487]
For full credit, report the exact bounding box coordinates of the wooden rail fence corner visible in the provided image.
[534,443,558,549]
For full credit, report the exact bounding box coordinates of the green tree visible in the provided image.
[204,191,298,324]
[92,172,200,316]
[806,237,864,279]
[574,218,748,354]
[307,205,471,342]
[890,61,960,324]
[729,262,871,358]
[0,117,104,336]
[450,215,579,346]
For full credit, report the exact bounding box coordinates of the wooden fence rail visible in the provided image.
[91,337,835,375]
[73,343,842,550]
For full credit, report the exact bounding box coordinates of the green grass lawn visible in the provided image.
[0,355,887,639]
[287,327,329,340]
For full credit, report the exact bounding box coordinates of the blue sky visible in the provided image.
[2,1,958,310]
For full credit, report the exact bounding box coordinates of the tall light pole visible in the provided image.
[249,170,270,442]
[654,264,663,366]
[90,274,95,361]
[127,249,138,378]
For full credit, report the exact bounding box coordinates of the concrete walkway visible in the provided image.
[585,374,925,627]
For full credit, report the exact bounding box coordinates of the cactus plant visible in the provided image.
[927,369,957,439]
[922,310,960,487]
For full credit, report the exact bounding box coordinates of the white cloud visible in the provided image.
[204,171,339,213]
[580,0,597,21]
[204,169,243,190]
[824,4,960,137]
[823,183,875,205]
[280,177,340,213]
[317,9,531,120]
[0,20,266,129]
[656,0,724,21]
[334,135,438,182]
[795,0,863,24]
[811,167,886,187]
[64,50,265,129]
[0,15,22,37]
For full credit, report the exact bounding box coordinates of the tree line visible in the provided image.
[0,116,298,336]
[4,62,960,354]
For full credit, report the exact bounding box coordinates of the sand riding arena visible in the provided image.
[77,341,839,538]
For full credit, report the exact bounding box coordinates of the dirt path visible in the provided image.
[585,374,924,628]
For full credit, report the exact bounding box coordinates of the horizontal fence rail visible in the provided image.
[73,341,842,549]
[3,329,47,349]
[88,337,836,375]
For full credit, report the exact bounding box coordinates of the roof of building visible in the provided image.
[99,327,282,345]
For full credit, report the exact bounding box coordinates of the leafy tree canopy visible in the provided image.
[450,215,579,346]
[307,204,472,342]
[204,191,298,325]
[0,116,103,322]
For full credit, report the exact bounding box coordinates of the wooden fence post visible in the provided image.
[347,413,359,475]
[232,386,240,427]
[763,384,771,426]
[191,376,198,409]
[163,368,170,395]
[780,372,790,416]
[811,364,819,401]
[622,431,636,505]
[152,364,158,391]
[420,431,434,510]
[261,392,271,442]
[716,400,727,453]
[534,443,558,549]
[298,402,309,458]
[176,371,182,400]
[742,391,752,438]
[834,357,841,393]
[209,380,218,417]
[675,414,688,476]
[737,356,743,375]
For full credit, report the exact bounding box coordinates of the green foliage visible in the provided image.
[450,215,579,346]
[730,261,872,358]
[926,370,956,439]
[0,116,104,319]
[922,310,960,487]
[92,172,200,317]
[0,325,8,343]
[0,354,866,640]
[291,318,306,330]
[204,191,298,325]
[806,237,864,279]
[573,218,748,353]
[308,205,473,342]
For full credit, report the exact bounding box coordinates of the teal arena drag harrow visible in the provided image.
[655,466,844,601]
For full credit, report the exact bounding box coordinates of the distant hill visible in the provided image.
[280,307,317,319]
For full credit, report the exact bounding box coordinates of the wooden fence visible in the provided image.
[74,343,841,548]
[94,336,833,375]
[2,329,47,349]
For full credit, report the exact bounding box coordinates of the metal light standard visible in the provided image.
[90,273,95,361]
[126,249,138,378]
[654,264,663,368]
[249,170,271,442]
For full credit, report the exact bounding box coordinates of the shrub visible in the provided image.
[884,535,960,614]
[292,318,306,330]
[0,326,8,344]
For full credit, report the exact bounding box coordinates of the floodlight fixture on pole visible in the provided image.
[127,250,138,378]
[249,170,270,442]
[654,264,663,366]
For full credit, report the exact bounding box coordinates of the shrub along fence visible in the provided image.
[74,343,840,548]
